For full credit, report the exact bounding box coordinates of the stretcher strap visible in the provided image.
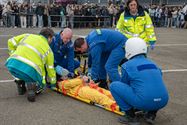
[107,94,113,99]
[110,103,117,112]
[74,80,89,97]
[74,84,83,97]
[98,88,104,94]
[61,81,67,95]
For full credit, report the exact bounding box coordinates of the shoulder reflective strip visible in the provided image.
[137,64,157,71]
[11,54,42,75]
[10,38,17,46]
[18,34,30,45]
[21,42,44,60]
[145,24,153,28]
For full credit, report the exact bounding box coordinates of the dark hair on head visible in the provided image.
[74,37,85,49]
[39,28,54,38]
[126,0,139,9]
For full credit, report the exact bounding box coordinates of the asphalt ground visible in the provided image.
[0,28,187,125]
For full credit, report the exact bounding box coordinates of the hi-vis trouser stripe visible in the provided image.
[10,54,42,75]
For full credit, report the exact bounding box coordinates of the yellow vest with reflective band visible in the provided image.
[116,11,156,44]
[7,34,56,85]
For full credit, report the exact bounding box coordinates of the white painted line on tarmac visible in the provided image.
[0,35,14,37]
[156,44,187,47]
[0,80,14,83]
[162,69,187,73]
[0,48,8,50]
[0,69,187,83]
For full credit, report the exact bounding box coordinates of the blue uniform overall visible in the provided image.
[86,29,127,82]
[50,32,80,73]
[110,55,169,111]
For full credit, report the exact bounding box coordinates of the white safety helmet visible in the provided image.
[125,37,147,60]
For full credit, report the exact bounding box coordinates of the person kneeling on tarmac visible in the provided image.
[110,37,169,125]
[5,28,56,102]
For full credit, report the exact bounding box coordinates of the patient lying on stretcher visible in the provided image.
[57,76,120,111]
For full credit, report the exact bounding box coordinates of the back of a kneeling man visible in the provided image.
[110,37,169,125]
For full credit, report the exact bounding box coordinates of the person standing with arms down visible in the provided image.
[116,0,156,50]
[110,37,169,125]
[5,28,56,102]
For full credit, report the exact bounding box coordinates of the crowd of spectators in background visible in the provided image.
[0,1,187,29]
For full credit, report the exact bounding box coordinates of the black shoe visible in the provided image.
[98,79,108,89]
[144,111,157,125]
[27,83,36,102]
[118,115,140,125]
[15,80,26,95]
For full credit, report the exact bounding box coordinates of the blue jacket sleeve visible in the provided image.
[67,43,74,73]
[90,44,103,81]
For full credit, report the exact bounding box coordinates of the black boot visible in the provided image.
[98,79,108,89]
[15,80,26,95]
[27,83,36,102]
[144,111,157,125]
[118,108,140,125]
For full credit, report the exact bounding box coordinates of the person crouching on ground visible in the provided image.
[110,37,169,125]
[5,28,56,102]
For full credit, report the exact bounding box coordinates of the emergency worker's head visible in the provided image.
[126,0,139,14]
[125,37,147,60]
[39,28,54,44]
[74,38,88,53]
[60,28,73,44]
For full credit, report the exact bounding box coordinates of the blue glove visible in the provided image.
[55,65,69,77]
[149,41,156,50]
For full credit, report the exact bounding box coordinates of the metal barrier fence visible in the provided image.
[0,13,111,28]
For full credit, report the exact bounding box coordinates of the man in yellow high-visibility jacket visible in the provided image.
[5,28,56,102]
[116,0,156,49]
